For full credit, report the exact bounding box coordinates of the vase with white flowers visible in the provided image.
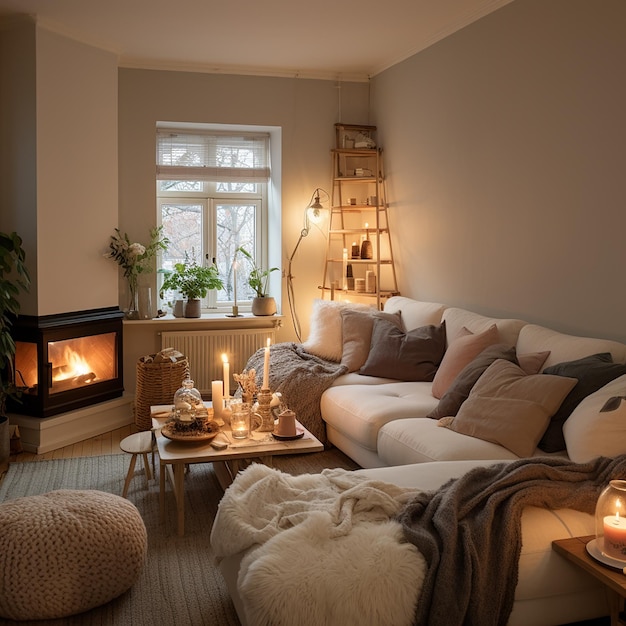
[105,226,169,319]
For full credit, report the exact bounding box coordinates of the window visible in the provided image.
[156,126,272,311]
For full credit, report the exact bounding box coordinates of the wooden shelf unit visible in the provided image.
[320,124,399,309]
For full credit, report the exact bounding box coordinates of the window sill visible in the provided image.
[122,313,284,328]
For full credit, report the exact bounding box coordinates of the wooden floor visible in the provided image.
[9,424,139,464]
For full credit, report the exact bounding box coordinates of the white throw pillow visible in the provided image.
[563,374,626,463]
[302,299,368,362]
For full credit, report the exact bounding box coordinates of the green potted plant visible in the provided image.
[236,246,279,316]
[159,252,223,318]
[0,232,30,475]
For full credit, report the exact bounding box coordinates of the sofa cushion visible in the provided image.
[538,353,626,452]
[359,320,446,382]
[563,374,626,462]
[321,382,439,453]
[440,359,578,457]
[427,344,518,419]
[441,307,527,349]
[340,308,403,372]
[383,296,446,332]
[302,299,370,362]
[516,324,626,370]
[377,417,521,466]
[432,325,500,399]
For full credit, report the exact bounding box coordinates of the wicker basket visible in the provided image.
[134,356,189,431]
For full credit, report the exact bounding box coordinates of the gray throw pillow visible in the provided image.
[539,353,626,452]
[359,319,446,381]
[427,344,517,419]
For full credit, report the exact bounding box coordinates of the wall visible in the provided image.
[118,70,370,346]
[371,0,626,342]
[0,17,119,316]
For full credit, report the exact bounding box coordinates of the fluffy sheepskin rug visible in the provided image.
[238,514,425,626]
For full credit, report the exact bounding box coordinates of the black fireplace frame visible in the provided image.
[9,307,124,418]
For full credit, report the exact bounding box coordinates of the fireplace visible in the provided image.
[9,308,124,418]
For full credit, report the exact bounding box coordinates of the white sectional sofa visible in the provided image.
[214,296,626,625]
[320,296,626,469]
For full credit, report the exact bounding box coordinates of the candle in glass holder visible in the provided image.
[604,512,626,560]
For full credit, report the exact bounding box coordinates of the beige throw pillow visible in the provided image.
[441,359,577,457]
[431,325,500,399]
[340,308,403,372]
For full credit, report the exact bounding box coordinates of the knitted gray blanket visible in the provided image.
[397,454,626,626]
[242,342,347,444]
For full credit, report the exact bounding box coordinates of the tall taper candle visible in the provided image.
[222,353,230,398]
[233,265,238,307]
[263,338,270,389]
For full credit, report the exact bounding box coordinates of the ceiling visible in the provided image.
[0,0,512,81]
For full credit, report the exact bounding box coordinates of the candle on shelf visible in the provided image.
[211,380,223,418]
[222,353,230,398]
[342,248,348,290]
[604,506,626,560]
[263,338,271,389]
[351,241,360,258]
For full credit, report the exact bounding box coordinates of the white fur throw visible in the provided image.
[0,489,147,620]
[211,464,426,626]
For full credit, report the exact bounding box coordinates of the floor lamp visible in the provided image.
[286,188,329,341]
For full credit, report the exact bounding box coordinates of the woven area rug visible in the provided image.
[0,449,359,626]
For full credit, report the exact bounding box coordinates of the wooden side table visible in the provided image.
[553,535,626,626]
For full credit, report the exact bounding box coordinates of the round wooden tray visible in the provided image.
[161,420,220,443]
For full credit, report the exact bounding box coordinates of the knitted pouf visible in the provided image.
[0,489,147,621]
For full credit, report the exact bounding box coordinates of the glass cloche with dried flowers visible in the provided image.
[105,226,169,319]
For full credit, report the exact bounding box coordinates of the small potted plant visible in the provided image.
[236,246,279,316]
[0,232,30,475]
[159,252,223,318]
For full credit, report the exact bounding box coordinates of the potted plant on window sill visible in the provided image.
[236,246,279,316]
[0,232,30,476]
[159,253,223,318]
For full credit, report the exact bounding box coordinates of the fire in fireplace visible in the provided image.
[9,308,124,418]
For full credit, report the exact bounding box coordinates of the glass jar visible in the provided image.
[173,379,203,423]
[595,479,626,561]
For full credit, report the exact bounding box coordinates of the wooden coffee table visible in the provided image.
[151,404,323,536]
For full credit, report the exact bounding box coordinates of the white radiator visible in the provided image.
[160,328,276,394]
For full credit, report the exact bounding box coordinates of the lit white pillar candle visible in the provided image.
[263,338,270,389]
[222,353,230,398]
[211,380,223,418]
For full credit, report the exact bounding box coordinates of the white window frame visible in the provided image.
[156,123,278,314]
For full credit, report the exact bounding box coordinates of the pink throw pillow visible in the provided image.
[432,325,500,399]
